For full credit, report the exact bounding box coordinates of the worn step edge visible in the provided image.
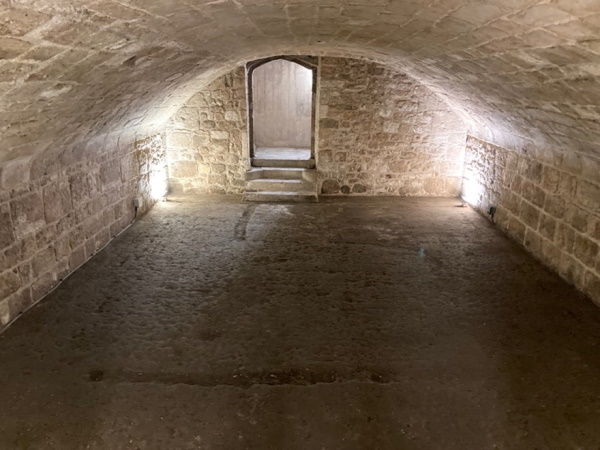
[252,158,316,169]
[243,191,319,203]
[245,168,317,182]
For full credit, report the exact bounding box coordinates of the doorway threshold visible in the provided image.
[255,147,311,160]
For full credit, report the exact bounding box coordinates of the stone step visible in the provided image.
[246,179,310,193]
[252,158,316,169]
[246,168,317,182]
[243,191,319,203]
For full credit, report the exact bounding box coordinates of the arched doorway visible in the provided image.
[247,57,317,167]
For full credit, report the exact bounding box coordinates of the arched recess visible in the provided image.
[246,56,319,163]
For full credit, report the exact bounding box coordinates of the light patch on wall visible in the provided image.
[150,165,168,200]
[461,176,484,207]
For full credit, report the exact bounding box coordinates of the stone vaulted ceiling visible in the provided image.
[1,0,599,167]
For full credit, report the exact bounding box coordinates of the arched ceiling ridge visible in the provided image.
[0,0,598,167]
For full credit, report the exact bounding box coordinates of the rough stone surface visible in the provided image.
[463,136,600,304]
[1,197,600,448]
[166,68,248,195]
[318,57,467,196]
[0,133,167,329]
[167,57,467,197]
[1,0,600,171]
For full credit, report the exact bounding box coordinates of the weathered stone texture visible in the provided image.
[0,132,166,330]
[463,136,600,305]
[167,57,466,197]
[166,68,248,195]
[317,57,467,196]
[1,0,599,175]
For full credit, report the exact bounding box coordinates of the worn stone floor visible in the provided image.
[1,197,600,449]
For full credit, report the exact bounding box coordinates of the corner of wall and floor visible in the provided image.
[462,135,600,306]
[0,131,168,330]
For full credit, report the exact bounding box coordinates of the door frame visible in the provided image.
[246,56,319,162]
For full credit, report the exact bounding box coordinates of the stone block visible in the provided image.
[43,182,72,223]
[565,204,590,233]
[18,260,32,285]
[0,202,15,249]
[423,177,445,195]
[167,132,193,149]
[0,157,31,190]
[54,236,71,261]
[170,161,198,178]
[100,160,122,191]
[31,271,55,300]
[24,46,62,61]
[575,180,600,211]
[0,37,32,59]
[495,206,510,231]
[211,164,226,174]
[0,9,51,36]
[7,288,33,319]
[541,239,561,271]
[555,223,576,255]
[544,194,565,219]
[541,166,561,193]
[524,228,543,256]
[69,172,90,206]
[32,246,56,278]
[322,179,341,194]
[574,234,599,267]
[320,118,339,129]
[35,224,57,249]
[522,180,546,208]
[0,269,21,300]
[523,160,544,184]
[0,298,9,326]
[69,245,86,270]
[508,216,527,244]
[559,253,586,288]
[503,191,521,215]
[352,184,368,194]
[84,239,96,260]
[539,214,557,241]
[10,192,45,240]
[592,218,600,242]
[519,200,541,230]
[584,271,600,305]
[210,131,230,140]
[69,224,86,250]
[558,172,577,197]
[54,258,70,282]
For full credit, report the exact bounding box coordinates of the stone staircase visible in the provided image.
[243,158,318,203]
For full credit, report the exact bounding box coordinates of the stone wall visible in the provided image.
[166,68,248,195]
[318,57,467,196]
[463,136,600,304]
[167,57,467,196]
[0,133,167,330]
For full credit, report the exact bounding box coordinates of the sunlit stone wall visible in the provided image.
[166,57,467,197]
[166,68,249,195]
[318,57,467,196]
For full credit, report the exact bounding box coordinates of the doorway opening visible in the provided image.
[247,57,317,168]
